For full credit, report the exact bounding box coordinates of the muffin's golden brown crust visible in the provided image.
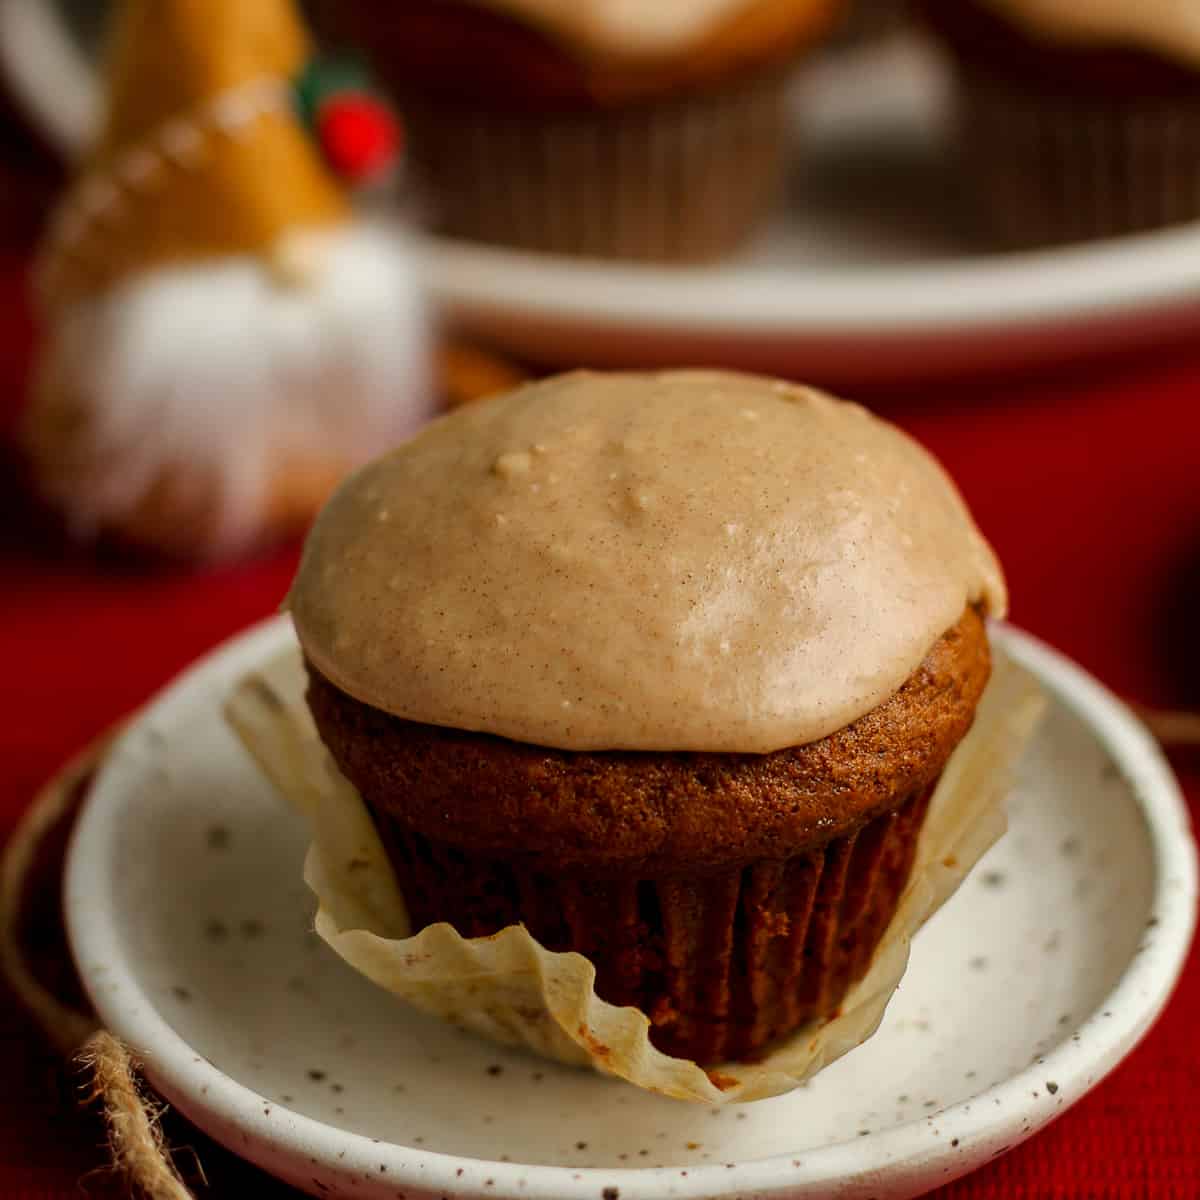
[306,606,990,874]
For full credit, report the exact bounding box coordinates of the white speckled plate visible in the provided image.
[64,618,1196,1200]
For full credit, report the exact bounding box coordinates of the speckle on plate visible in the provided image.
[206,825,231,850]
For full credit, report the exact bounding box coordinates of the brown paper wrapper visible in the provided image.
[402,69,790,262]
[951,71,1200,248]
[226,643,1043,1103]
[365,786,934,1065]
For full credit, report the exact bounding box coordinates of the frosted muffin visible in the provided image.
[322,0,844,261]
[289,369,1006,1064]
[920,0,1200,245]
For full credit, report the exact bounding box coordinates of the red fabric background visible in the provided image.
[1,173,1198,1194]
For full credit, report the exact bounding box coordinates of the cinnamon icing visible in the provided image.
[289,370,1005,752]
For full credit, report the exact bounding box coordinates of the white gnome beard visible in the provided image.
[29,221,433,559]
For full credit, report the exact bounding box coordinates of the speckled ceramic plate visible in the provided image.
[64,618,1196,1200]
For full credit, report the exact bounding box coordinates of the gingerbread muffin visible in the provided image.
[920,0,1200,245]
[289,369,1006,1065]
[320,0,844,260]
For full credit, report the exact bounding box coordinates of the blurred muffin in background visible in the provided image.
[321,0,845,261]
[920,0,1200,247]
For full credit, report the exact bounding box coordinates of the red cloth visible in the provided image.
[1,262,1198,1195]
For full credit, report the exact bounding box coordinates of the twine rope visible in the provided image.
[78,1031,196,1200]
[0,733,105,1056]
[1135,705,1200,748]
[0,729,197,1199]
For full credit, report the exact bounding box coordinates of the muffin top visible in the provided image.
[306,607,990,868]
[354,0,842,106]
[289,370,1005,754]
[456,0,837,60]
[978,0,1200,65]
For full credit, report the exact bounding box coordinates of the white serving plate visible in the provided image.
[423,36,1200,382]
[64,618,1196,1200]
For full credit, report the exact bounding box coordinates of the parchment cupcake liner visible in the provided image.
[226,642,1044,1104]
[954,72,1200,247]
[365,784,932,1064]
[401,70,790,262]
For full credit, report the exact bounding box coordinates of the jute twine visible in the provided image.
[1135,706,1200,750]
[0,728,198,1199]
[1,700,1196,1198]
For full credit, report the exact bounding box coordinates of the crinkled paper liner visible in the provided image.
[956,74,1200,247]
[225,646,1044,1104]
[401,70,789,262]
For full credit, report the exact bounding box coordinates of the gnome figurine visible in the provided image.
[23,0,433,559]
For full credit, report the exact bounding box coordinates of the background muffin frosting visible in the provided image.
[978,0,1200,61]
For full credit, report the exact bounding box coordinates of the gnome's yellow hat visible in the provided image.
[37,0,348,310]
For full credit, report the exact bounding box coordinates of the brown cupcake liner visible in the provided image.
[401,70,790,262]
[952,71,1200,247]
[365,786,931,1064]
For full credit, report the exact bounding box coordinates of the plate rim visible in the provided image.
[424,223,1200,339]
[64,618,1198,1199]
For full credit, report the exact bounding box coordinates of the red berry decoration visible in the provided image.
[317,94,402,184]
